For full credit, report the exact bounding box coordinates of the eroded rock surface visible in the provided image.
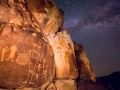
[0,24,55,89]
[74,42,96,82]
[0,0,57,89]
[0,0,96,89]
[48,30,78,79]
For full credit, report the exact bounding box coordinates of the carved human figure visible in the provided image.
[28,43,40,59]
[43,58,46,68]
[6,44,18,61]
[1,46,9,61]
[24,43,41,84]
[42,70,47,79]
[38,64,42,72]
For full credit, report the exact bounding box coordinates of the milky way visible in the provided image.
[55,0,120,77]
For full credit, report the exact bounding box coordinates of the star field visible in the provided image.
[55,0,120,77]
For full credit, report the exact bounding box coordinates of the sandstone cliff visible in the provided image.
[74,42,96,82]
[0,0,95,90]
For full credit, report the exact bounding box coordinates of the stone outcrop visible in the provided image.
[74,42,96,82]
[47,30,78,90]
[0,0,95,89]
[0,0,56,88]
[48,30,78,79]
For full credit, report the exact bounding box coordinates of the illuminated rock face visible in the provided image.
[25,0,64,37]
[0,24,55,88]
[74,43,96,82]
[0,0,56,89]
[0,0,95,89]
[0,0,77,89]
[48,30,78,79]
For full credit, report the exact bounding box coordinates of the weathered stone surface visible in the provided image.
[48,30,78,79]
[0,0,97,89]
[0,27,55,88]
[54,79,77,90]
[46,82,57,90]
[0,0,56,88]
[74,42,96,82]
[0,0,63,35]
[25,0,64,37]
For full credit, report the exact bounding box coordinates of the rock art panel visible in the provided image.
[0,0,97,89]
[0,25,55,88]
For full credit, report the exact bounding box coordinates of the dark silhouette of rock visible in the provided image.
[77,71,120,90]
[98,71,120,90]
[77,81,106,90]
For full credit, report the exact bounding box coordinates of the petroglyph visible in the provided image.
[28,43,41,60]
[16,54,29,65]
[38,64,42,72]
[6,44,18,61]
[43,58,46,68]
[1,46,9,61]
[24,43,43,84]
[42,70,47,79]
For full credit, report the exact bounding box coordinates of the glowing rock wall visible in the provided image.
[0,0,95,89]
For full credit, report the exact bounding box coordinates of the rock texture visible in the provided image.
[48,30,78,79]
[0,0,96,89]
[0,0,57,89]
[74,42,96,82]
[0,0,56,88]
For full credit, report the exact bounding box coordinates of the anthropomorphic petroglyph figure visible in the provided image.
[24,43,42,84]
[1,46,9,61]
[38,64,42,72]
[43,58,46,68]
[42,70,47,79]
[6,44,18,61]
[28,43,41,59]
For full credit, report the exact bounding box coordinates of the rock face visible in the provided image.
[0,29,55,88]
[48,30,78,79]
[0,0,95,89]
[47,30,78,90]
[0,0,56,88]
[74,42,96,82]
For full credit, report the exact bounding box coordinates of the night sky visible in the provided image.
[55,0,120,77]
